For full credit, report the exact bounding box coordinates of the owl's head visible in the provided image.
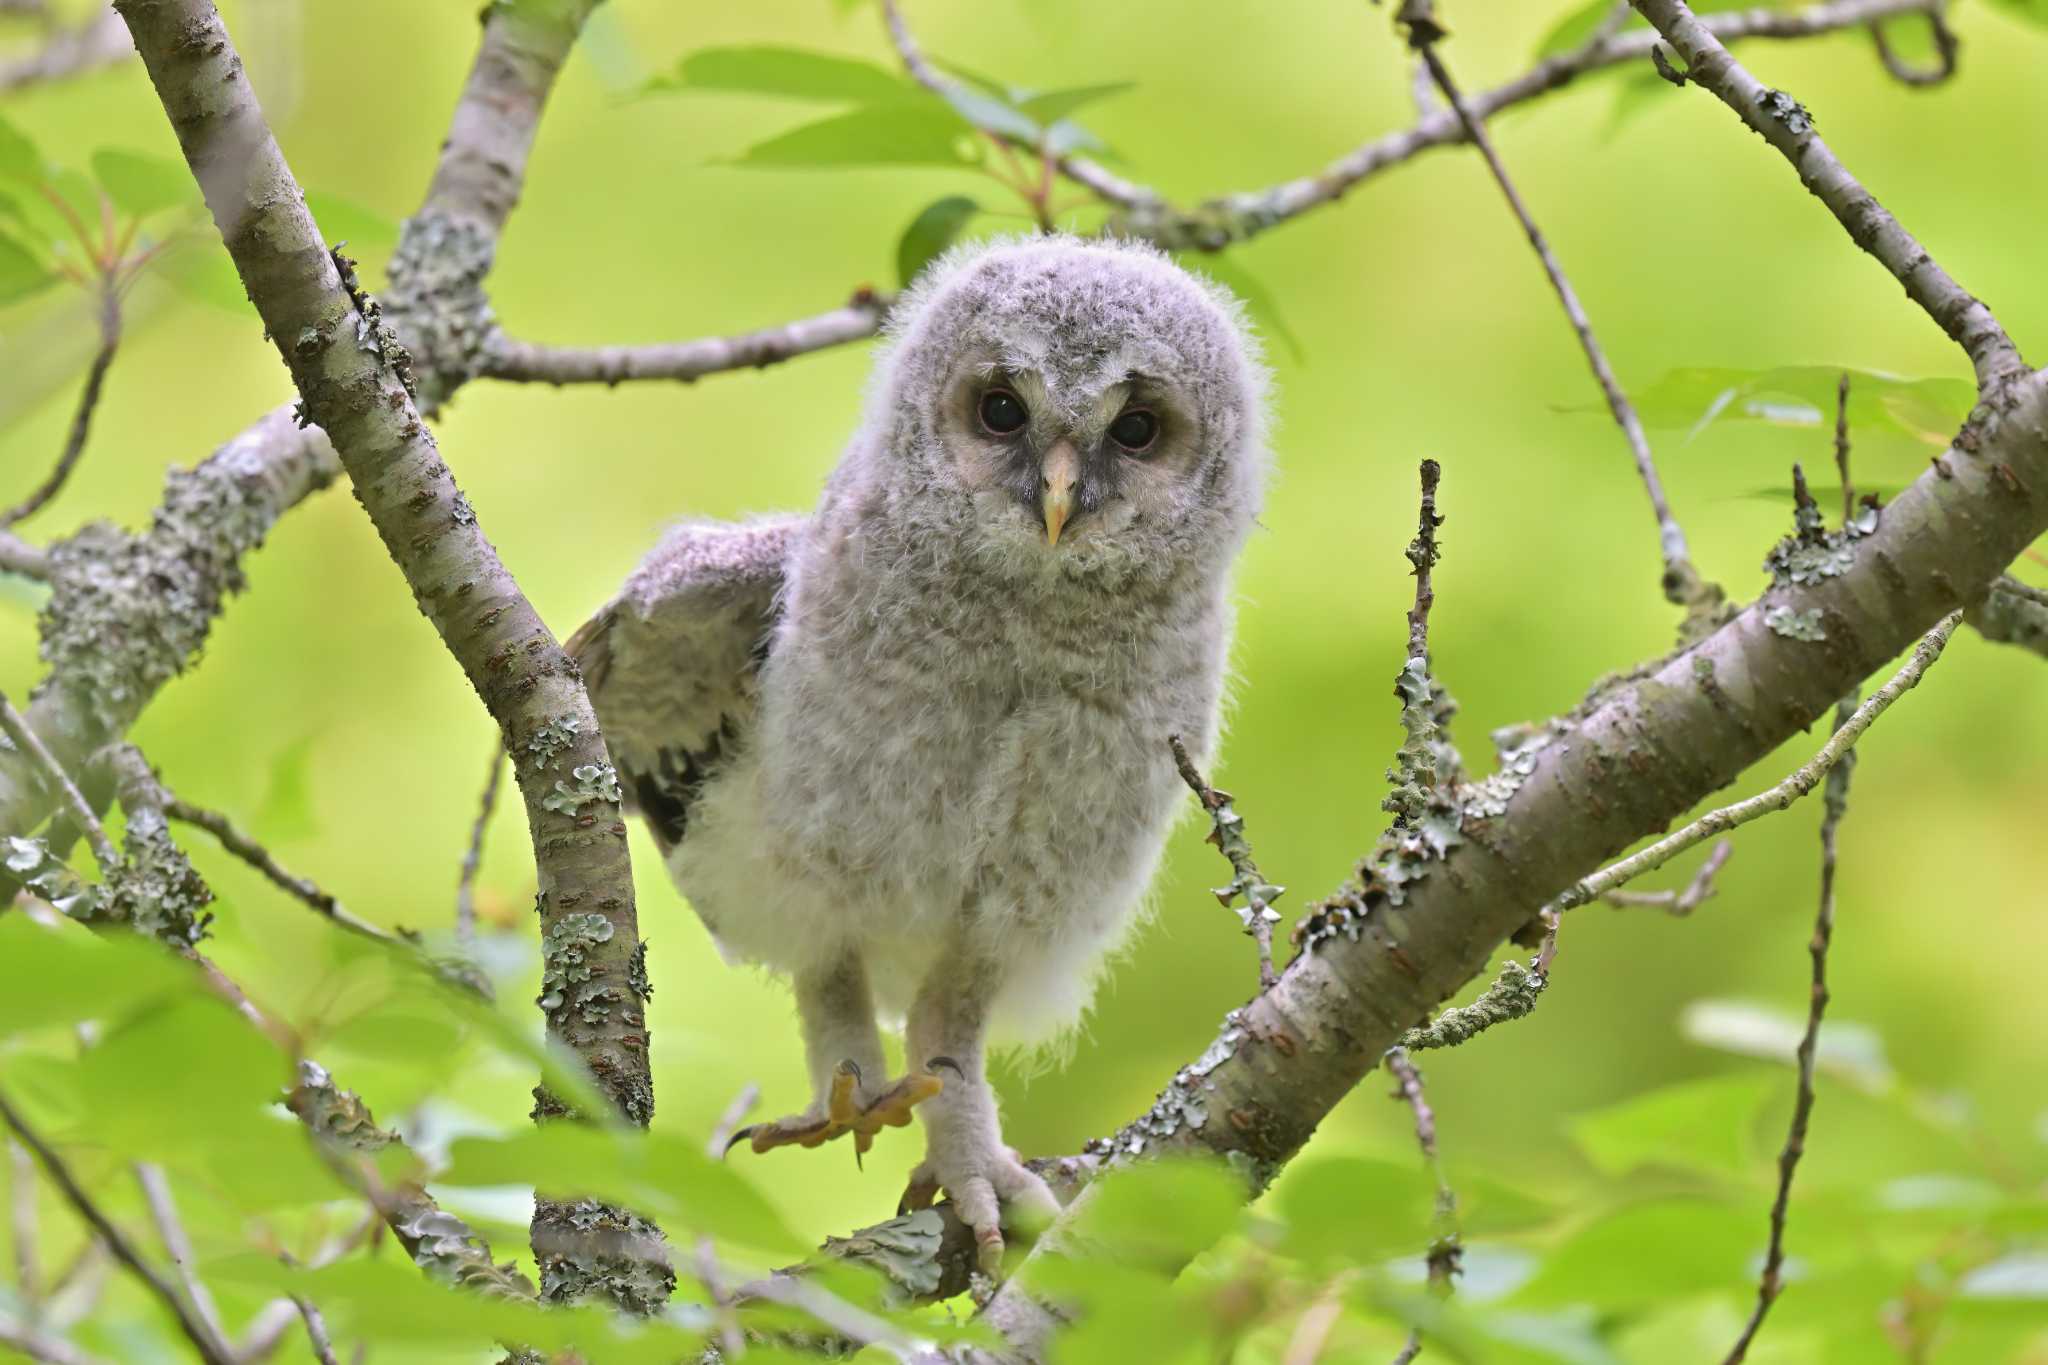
[866,235,1268,582]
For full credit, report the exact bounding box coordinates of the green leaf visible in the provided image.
[1183,249,1304,364]
[1015,81,1134,125]
[727,101,977,169]
[653,44,912,103]
[1514,1198,1760,1308]
[0,914,194,1039]
[1060,1158,1245,1269]
[1569,1071,1778,1180]
[0,113,41,182]
[441,1126,803,1254]
[895,194,978,286]
[89,148,196,218]
[1274,1156,1437,1264]
[1599,365,1970,448]
[933,83,1040,142]
[1680,999,1896,1091]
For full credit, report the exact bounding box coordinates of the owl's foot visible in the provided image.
[726,1058,948,1164]
[898,1143,1059,1276]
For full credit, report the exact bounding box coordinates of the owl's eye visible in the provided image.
[978,388,1028,435]
[1108,408,1159,454]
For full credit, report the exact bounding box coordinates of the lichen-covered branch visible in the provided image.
[1969,575,2048,660]
[974,345,2048,1357]
[286,1062,537,1301]
[1631,0,2024,390]
[481,293,890,387]
[1405,13,1716,619]
[383,0,603,412]
[0,405,339,854]
[1399,959,1547,1051]
[112,0,665,1312]
[1170,735,1284,989]
[1550,612,1957,913]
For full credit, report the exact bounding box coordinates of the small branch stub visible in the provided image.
[1169,734,1284,990]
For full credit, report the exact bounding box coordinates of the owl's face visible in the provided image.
[869,237,1267,583]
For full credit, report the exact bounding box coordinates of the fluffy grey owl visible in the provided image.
[573,235,1267,1267]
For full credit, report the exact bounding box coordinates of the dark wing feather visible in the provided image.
[569,517,798,857]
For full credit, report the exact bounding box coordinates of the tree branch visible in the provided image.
[481,292,890,387]
[1723,691,1858,1363]
[0,689,117,873]
[0,1092,234,1365]
[112,0,666,1313]
[1110,0,1945,249]
[1550,611,1956,913]
[285,1061,537,1301]
[1630,0,2024,390]
[134,1163,227,1353]
[972,345,2048,1356]
[0,4,128,95]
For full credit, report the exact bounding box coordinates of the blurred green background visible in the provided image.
[3,0,2045,1302]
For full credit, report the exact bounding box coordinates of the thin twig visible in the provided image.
[706,1081,761,1160]
[0,1313,107,1365]
[1392,1331,1424,1365]
[455,742,504,947]
[0,530,49,579]
[1384,1045,1460,1365]
[696,1239,745,1360]
[0,691,117,873]
[166,796,392,945]
[482,293,889,387]
[0,6,128,94]
[2,288,119,529]
[1630,0,2022,389]
[1869,8,1957,86]
[1114,0,1944,249]
[1723,691,1858,1364]
[1553,612,1960,912]
[0,1093,234,1365]
[1407,18,1696,595]
[9,1139,38,1307]
[134,1164,226,1350]
[292,1296,341,1365]
[234,1299,303,1363]
[1601,838,1734,914]
[1405,458,1442,664]
[1169,734,1282,990]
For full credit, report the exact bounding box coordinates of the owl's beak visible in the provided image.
[1041,441,1079,545]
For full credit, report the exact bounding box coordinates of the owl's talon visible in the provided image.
[728,1062,946,1159]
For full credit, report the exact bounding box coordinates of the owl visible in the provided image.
[573,235,1268,1269]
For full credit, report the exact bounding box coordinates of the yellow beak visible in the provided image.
[1041,441,1079,545]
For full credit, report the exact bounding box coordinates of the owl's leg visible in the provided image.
[732,953,943,1158]
[899,945,1059,1274]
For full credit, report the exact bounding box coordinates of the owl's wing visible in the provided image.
[568,516,800,856]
